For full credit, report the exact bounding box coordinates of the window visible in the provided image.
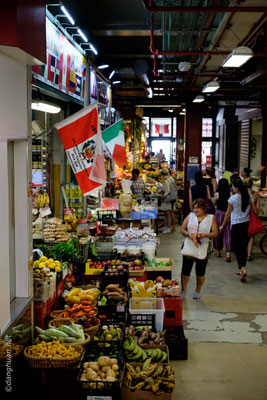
[202,118,213,171]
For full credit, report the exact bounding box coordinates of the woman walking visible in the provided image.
[203,166,217,198]
[219,179,256,282]
[180,199,218,299]
[189,171,212,211]
[213,178,232,261]
[245,178,260,261]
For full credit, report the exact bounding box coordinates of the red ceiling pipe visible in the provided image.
[143,0,267,13]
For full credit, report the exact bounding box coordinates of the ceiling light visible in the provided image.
[179,112,185,115]
[109,70,115,79]
[193,95,205,103]
[147,87,153,98]
[78,29,88,42]
[168,109,174,113]
[60,6,75,25]
[98,64,109,69]
[112,81,121,84]
[221,46,253,68]
[178,62,191,72]
[240,71,262,85]
[32,102,61,114]
[202,81,220,93]
[89,43,98,55]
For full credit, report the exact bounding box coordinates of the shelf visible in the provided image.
[1,297,33,337]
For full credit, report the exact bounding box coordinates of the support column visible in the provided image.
[176,113,185,171]
[261,111,267,189]
[184,105,203,215]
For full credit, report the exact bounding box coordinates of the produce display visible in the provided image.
[123,336,168,362]
[93,324,123,342]
[123,362,175,394]
[128,259,144,272]
[129,280,156,297]
[35,323,86,343]
[33,256,62,272]
[103,260,128,276]
[8,324,31,343]
[57,301,99,329]
[65,287,101,305]
[26,340,80,358]
[101,284,128,304]
[145,258,171,267]
[154,277,179,290]
[36,191,50,208]
[80,356,120,385]
[0,341,23,357]
[125,326,165,345]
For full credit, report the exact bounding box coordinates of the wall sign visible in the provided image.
[189,156,199,164]
[187,164,199,180]
[32,18,87,102]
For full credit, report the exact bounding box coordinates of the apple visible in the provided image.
[156,276,164,283]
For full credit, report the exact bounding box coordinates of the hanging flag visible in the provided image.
[102,119,126,168]
[155,124,169,134]
[55,103,106,195]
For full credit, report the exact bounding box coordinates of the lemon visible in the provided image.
[55,261,61,266]
[144,280,154,290]
[33,260,40,268]
[39,256,47,263]
[49,263,56,269]
[55,266,61,272]
[39,262,46,269]
[48,258,54,264]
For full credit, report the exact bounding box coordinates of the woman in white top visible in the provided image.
[181,199,218,299]
[220,178,256,282]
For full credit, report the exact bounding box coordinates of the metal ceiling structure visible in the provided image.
[46,0,267,112]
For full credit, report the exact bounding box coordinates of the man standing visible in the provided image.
[156,149,166,162]
[131,169,145,201]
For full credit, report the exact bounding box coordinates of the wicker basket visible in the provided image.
[83,319,100,338]
[49,318,75,328]
[24,344,83,368]
[0,345,24,368]
[50,310,71,319]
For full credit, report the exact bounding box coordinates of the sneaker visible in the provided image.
[162,228,171,234]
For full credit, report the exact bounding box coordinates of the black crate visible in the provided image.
[128,313,155,329]
[116,251,145,264]
[101,263,129,288]
[164,326,188,360]
[77,355,121,399]
[98,302,128,323]
[86,322,124,356]
[97,248,117,262]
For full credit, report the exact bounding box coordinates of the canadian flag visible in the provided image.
[155,124,169,134]
[54,103,106,195]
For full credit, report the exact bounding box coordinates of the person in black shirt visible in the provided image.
[189,171,211,211]
[213,178,232,261]
[203,167,217,198]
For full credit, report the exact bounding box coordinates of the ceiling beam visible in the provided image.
[92,29,216,37]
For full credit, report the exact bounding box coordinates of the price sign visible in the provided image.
[39,206,52,217]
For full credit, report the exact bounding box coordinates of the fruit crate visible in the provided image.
[98,302,128,323]
[129,298,165,332]
[86,322,124,356]
[164,326,188,360]
[101,263,129,289]
[163,297,183,327]
[97,248,117,262]
[77,354,121,399]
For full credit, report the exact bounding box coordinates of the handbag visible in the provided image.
[165,178,178,202]
[248,210,265,237]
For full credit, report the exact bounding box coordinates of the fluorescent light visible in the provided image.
[109,70,115,79]
[112,81,121,84]
[193,95,205,103]
[168,109,174,112]
[32,102,61,114]
[90,43,98,55]
[98,64,109,69]
[60,6,75,25]
[202,81,220,93]
[147,87,153,98]
[221,46,253,68]
[180,112,185,115]
[78,29,88,42]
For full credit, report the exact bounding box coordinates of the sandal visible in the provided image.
[226,257,231,262]
[247,256,253,261]
[193,292,201,300]
[240,269,247,282]
[235,270,241,275]
[180,293,187,298]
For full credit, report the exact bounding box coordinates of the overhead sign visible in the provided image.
[32,18,87,102]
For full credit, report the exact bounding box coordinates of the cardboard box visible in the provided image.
[157,287,180,297]
[145,255,172,272]
[120,363,174,400]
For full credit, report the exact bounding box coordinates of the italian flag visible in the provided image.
[55,103,106,195]
[102,119,126,168]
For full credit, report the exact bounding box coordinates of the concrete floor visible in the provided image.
[157,226,267,400]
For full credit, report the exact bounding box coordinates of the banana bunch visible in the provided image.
[37,192,50,208]
[123,335,167,363]
[123,362,175,393]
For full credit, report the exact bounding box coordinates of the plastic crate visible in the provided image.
[77,355,121,399]
[101,263,129,289]
[163,296,183,327]
[76,243,89,263]
[164,326,188,360]
[128,313,155,329]
[86,322,124,357]
[129,298,165,332]
[97,248,117,262]
[98,302,128,323]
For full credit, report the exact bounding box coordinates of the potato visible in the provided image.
[80,377,87,381]
[88,361,99,372]
[106,376,116,382]
[90,383,97,389]
[111,364,119,372]
[99,371,105,379]
[101,366,110,373]
[84,362,89,369]
[110,359,118,365]
[106,369,116,379]
[86,370,98,380]
[98,356,111,367]
[98,382,104,390]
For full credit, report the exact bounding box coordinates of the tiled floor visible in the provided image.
[158,226,267,400]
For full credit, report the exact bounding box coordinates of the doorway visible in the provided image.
[151,140,172,162]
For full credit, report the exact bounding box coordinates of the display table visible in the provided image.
[117,217,158,235]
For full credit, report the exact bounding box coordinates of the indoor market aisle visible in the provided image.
[158,227,267,400]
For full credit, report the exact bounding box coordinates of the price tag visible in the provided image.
[117,305,125,313]
[39,206,52,217]
[87,397,112,400]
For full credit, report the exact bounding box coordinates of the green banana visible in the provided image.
[124,335,136,351]
[142,357,152,370]
[150,350,158,360]
[126,346,143,360]
[159,351,167,363]
[155,348,163,361]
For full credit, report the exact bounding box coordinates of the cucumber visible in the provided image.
[58,325,81,338]
[46,328,69,338]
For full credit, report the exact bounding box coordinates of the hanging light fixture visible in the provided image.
[112,81,121,85]
[89,43,98,55]
[202,81,220,93]
[221,46,253,68]
[60,6,75,25]
[32,102,61,114]
[193,95,205,103]
[109,70,115,79]
[98,64,109,69]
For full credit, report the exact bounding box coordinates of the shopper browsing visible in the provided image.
[213,178,232,262]
[245,178,260,261]
[219,179,257,282]
[180,199,218,299]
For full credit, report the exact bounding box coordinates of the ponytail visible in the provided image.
[232,179,249,212]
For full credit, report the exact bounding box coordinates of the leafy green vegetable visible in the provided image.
[52,240,79,262]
